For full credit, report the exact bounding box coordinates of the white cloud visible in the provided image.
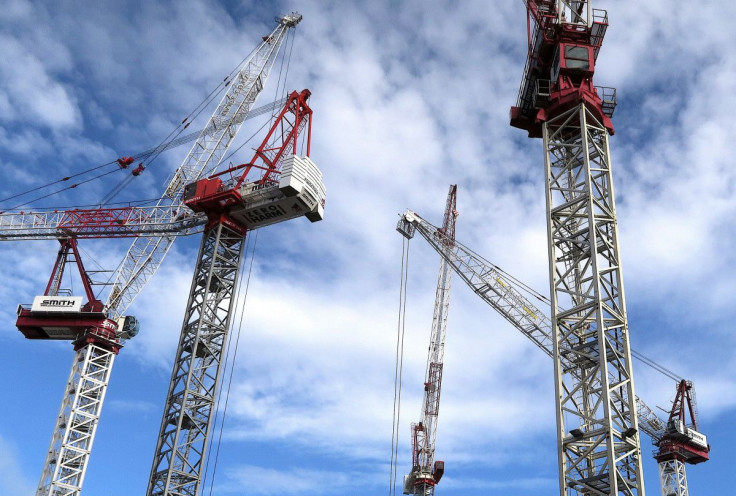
[1,2,735,495]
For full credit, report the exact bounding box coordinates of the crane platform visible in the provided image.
[183,154,325,230]
[16,296,114,341]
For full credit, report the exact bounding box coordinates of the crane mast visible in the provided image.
[1,13,304,496]
[655,380,709,496]
[146,88,323,496]
[401,186,456,496]
[397,211,709,496]
[509,1,642,494]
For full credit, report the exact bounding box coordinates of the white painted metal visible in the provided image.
[0,206,205,241]
[658,459,688,496]
[543,103,643,495]
[106,12,302,320]
[147,221,245,496]
[399,209,667,448]
[399,187,456,496]
[36,341,116,496]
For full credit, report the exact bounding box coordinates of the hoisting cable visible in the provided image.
[631,349,683,383]
[389,235,411,496]
[0,96,285,212]
[203,229,259,496]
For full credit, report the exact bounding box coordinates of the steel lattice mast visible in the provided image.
[397,210,707,496]
[27,238,124,496]
[400,186,456,496]
[147,88,322,496]
[509,2,644,494]
[0,13,304,496]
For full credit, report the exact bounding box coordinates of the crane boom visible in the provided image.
[0,205,205,240]
[397,210,668,443]
[398,210,709,495]
[402,186,456,496]
[2,14,303,496]
[106,12,301,320]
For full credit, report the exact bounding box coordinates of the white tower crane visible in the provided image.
[0,13,311,496]
[396,209,709,496]
[510,2,641,494]
[401,185,456,496]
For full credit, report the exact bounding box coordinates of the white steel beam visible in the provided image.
[658,459,688,496]
[146,221,245,496]
[543,103,643,496]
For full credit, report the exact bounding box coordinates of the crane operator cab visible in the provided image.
[117,315,140,340]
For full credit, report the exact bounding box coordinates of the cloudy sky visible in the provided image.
[1,1,735,495]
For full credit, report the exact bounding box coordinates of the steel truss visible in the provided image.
[658,459,688,496]
[399,211,666,446]
[543,103,643,495]
[147,220,245,496]
[106,13,301,319]
[37,340,117,496]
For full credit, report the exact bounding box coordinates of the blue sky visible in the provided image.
[1,1,735,495]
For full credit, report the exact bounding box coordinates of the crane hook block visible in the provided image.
[117,156,134,169]
[132,163,146,176]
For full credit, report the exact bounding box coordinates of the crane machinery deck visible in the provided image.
[397,207,710,496]
[0,12,319,496]
[509,1,640,495]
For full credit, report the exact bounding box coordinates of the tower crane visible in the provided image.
[509,1,640,494]
[402,186,456,496]
[0,13,318,496]
[396,209,709,496]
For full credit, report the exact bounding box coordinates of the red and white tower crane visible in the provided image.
[401,186,456,496]
[0,13,318,496]
[655,380,709,496]
[397,209,709,496]
[510,1,640,494]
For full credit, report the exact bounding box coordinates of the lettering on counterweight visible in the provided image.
[246,204,288,224]
[41,300,76,307]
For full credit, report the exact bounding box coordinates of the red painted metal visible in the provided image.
[655,380,710,465]
[183,89,313,230]
[15,237,113,345]
[510,1,614,137]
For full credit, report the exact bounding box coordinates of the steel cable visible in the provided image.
[389,236,410,496]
